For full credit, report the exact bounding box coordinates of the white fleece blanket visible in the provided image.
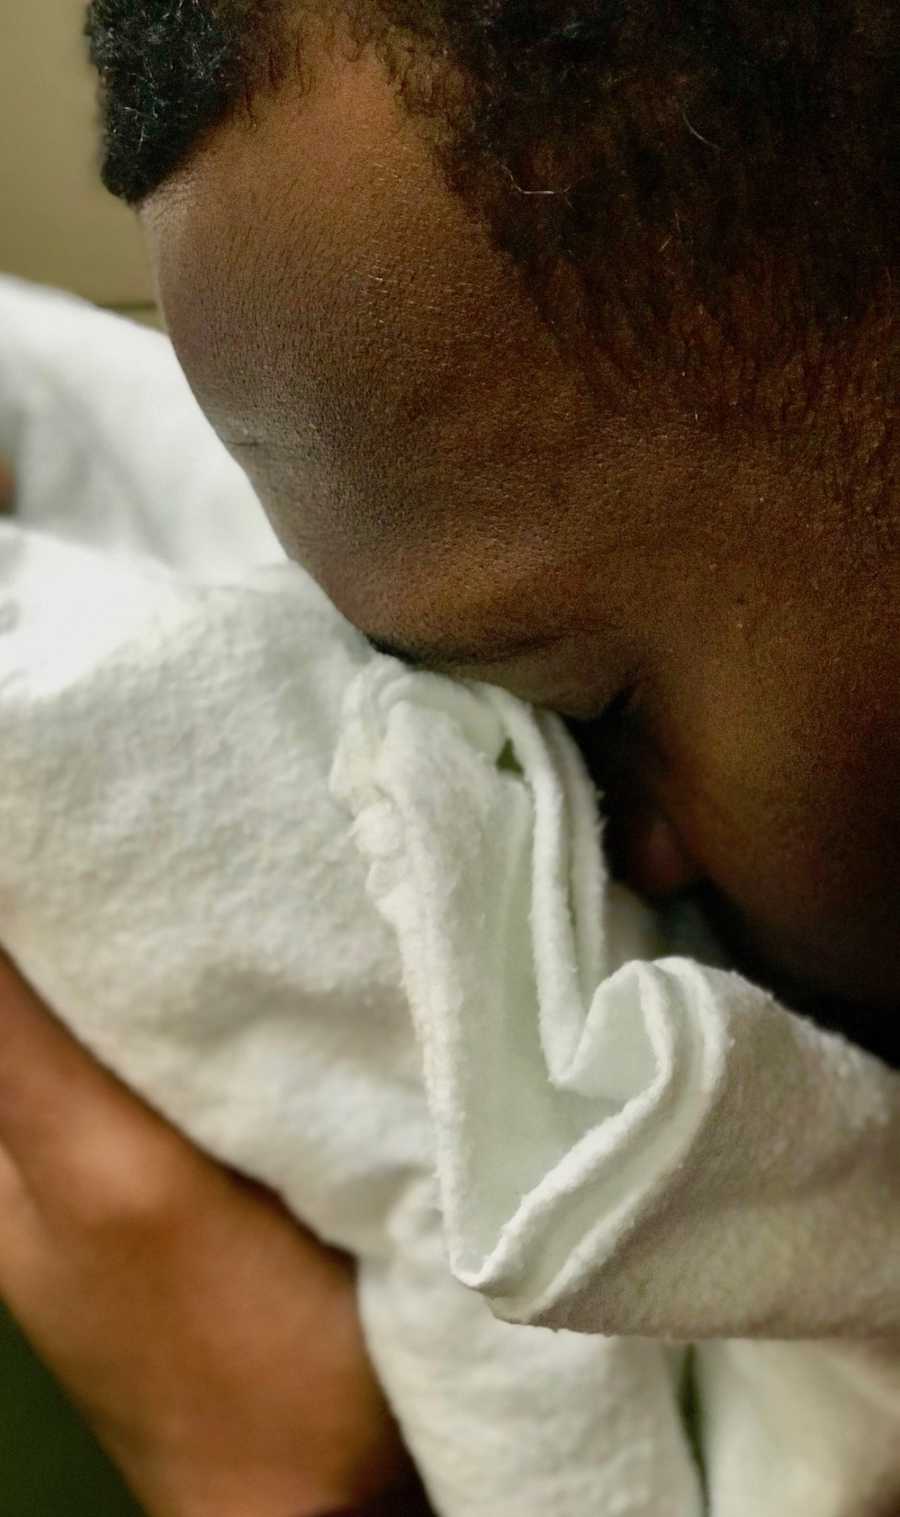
[2,276,900,1517]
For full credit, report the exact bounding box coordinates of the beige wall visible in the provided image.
[0,1,159,324]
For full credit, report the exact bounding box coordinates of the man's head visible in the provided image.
[85,2,899,1056]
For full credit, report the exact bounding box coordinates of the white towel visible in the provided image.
[334,661,900,1339]
[2,276,899,1516]
[0,275,283,577]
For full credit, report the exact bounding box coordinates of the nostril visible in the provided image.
[603,804,703,900]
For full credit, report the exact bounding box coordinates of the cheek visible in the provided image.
[660,683,900,1006]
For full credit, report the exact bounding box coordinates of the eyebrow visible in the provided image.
[364,630,568,671]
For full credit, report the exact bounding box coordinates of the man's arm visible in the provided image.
[0,949,420,1517]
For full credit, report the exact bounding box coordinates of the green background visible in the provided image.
[0,1306,142,1515]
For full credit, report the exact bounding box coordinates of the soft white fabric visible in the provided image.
[334,660,900,1338]
[2,275,900,1517]
[0,275,283,577]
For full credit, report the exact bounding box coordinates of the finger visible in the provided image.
[0,949,181,1205]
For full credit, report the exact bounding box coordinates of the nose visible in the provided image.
[564,713,704,901]
[602,801,704,900]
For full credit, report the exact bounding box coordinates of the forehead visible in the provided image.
[138,33,697,708]
[138,28,652,492]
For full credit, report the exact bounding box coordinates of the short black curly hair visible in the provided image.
[85,1,897,440]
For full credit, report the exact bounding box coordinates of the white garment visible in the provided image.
[2,276,899,1517]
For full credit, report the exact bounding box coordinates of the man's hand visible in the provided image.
[0,950,412,1517]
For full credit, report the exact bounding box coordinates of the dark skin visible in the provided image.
[0,954,414,1517]
[143,28,900,1047]
[1,21,897,1517]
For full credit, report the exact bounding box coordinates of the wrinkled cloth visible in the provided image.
[2,275,899,1517]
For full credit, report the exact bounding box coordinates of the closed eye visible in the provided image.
[364,629,574,673]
